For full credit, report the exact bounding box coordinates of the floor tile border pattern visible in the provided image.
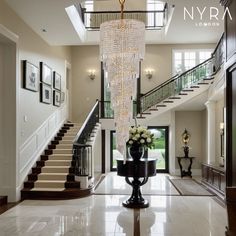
[168,177,216,196]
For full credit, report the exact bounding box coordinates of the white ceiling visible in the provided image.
[4,0,224,46]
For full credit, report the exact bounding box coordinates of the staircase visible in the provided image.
[21,123,93,200]
[138,34,224,120]
[138,75,215,121]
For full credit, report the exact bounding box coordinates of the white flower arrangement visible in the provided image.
[127,126,155,149]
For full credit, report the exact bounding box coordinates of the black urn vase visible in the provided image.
[128,145,144,161]
[183,146,189,158]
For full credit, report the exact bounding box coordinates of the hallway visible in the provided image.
[0,174,227,236]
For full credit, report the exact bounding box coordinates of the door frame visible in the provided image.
[148,126,169,173]
[110,126,169,173]
[110,130,117,171]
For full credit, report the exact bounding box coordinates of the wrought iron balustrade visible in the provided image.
[212,33,225,74]
[140,58,214,113]
[76,2,169,31]
[73,100,99,178]
[140,33,225,113]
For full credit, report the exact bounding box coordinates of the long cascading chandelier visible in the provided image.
[100,0,145,160]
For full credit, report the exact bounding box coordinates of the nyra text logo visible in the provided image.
[184,7,232,27]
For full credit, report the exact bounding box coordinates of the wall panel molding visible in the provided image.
[19,104,68,185]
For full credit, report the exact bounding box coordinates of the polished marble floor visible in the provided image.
[0,173,227,236]
[95,173,179,195]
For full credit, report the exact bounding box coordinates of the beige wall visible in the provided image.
[0,0,71,146]
[71,43,215,123]
[71,46,100,123]
[175,111,205,169]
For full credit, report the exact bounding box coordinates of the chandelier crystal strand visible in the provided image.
[100,18,145,161]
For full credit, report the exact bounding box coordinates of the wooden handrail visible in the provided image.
[73,100,99,144]
[141,57,213,98]
[212,33,225,56]
[84,10,166,14]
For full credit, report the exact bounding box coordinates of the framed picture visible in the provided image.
[53,72,61,90]
[53,90,61,107]
[61,91,65,103]
[40,62,52,86]
[23,60,39,92]
[40,83,51,104]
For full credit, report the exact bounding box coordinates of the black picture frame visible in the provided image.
[53,90,61,107]
[23,60,39,92]
[40,83,52,104]
[40,62,52,86]
[53,72,61,90]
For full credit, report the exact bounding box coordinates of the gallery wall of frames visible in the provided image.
[22,60,65,107]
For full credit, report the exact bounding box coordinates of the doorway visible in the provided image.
[110,126,169,172]
[148,126,169,173]
[0,27,18,201]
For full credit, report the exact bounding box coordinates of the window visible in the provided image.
[173,49,213,76]
[83,1,94,28]
[147,0,165,27]
[199,51,212,63]
[83,0,93,11]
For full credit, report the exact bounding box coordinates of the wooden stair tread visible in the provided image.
[45,160,72,162]
[163,101,174,103]
[198,82,209,85]
[141,112,151,115]
[39,173,68,175]
[49,154,72,156]
[31,188,65,191]
[149,109,158,111]
[42,166,70,168]
[35,180,66,183]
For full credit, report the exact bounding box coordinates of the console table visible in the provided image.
[117,157,156,208]
[176,156,195,178]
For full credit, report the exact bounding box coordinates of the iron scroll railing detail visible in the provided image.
[140,58,214,113]
[73,101,99,178]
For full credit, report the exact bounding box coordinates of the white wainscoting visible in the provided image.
[19,104,68,186]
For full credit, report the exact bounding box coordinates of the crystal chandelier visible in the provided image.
[100,0,145,159]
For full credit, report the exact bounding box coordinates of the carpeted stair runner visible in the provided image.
[21,123,93,200]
